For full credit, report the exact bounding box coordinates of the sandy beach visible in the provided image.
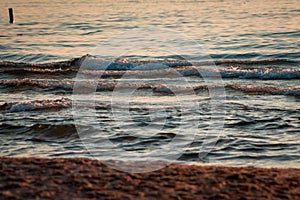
[0,157,299,199]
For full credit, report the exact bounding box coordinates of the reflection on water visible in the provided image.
[0,0,299,62]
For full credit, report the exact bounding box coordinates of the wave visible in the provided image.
[78,65,300,80]
[1,78,299,97]
[214,59,298,66]
[1,55,299,80]
[0,79,195,94]
[0,79,80,93]
[0,58,78,69]
[0,98,71,112]
[1,66,299,80]
[0,123,79,142]
[227,85,300,96]
[0,79,73,92]
[220,66,300,80]
[1,54,298,68]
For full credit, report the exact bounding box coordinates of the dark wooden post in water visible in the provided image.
[9,8,14,24]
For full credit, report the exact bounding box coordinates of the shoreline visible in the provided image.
[1,157,299,199]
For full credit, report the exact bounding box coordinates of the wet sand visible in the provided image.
[0,157,299,199]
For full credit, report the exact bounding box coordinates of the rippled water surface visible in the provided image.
[0,0,299,168]
[1,0,300,62]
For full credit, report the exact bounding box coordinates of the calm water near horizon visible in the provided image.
[0,0,299,169]
[1,0,300,62]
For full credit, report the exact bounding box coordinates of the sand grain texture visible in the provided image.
[0,157,299,199]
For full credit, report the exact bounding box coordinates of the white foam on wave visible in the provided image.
[228,85,300,96]
[6,98,71,113]
[221,67,300,79]
[1,78,299,97]
[77,55,190,71]
[2,56,299,80]
[79,65,300,80]
[0,78,73,90]
[0,78,193,94]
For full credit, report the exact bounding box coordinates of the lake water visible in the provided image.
[0,0,299,169]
